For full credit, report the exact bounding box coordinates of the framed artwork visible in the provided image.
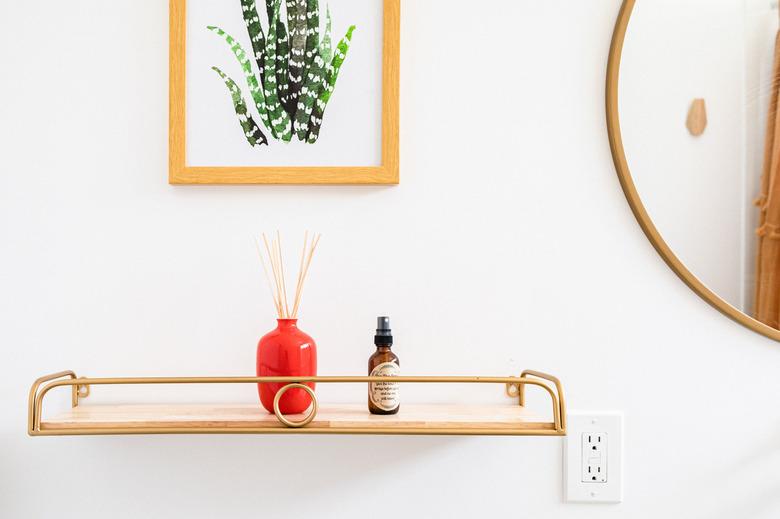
[169,0,399,184]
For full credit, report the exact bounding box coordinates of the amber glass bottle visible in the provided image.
[368,316,400,415]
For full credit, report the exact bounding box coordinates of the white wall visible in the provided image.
[2,1,780,518]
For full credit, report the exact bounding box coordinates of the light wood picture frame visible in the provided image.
[169,0,399,185]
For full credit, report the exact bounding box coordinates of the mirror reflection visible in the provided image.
[620,0,780,328]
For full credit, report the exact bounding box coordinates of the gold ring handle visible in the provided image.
[272,383,318,428]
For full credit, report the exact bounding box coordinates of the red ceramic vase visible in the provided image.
[256,319,317,414]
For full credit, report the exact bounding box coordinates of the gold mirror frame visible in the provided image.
[606,0,780,342]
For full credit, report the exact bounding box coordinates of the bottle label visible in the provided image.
[369,361,400,411]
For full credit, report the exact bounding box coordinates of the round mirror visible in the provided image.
[607,0,780,340]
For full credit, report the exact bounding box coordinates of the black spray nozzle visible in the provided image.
[375,316,393,344]
[376,316,391,333]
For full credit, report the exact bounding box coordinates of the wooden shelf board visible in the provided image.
[41,403,555,434]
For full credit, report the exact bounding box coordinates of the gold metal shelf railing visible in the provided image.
[28,370,566,436]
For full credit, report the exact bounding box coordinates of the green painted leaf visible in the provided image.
[264,0,274,24]
[289,0,325,140]
[286,0,307,113]
[207,25,273,133]
[263,0,292,141]
[239,0,267,84]
[275,14,293,117]
[307,25,356,143]
[319,6,333,64]
[304,0,320,69]
[294,47,326,141]
[212,66,268,147]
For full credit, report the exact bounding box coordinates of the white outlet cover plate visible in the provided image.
[564,412,623,504]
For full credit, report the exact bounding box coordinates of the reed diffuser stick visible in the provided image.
[272,238,285,316]
[256,231,321,320]
[292,231,309,318]
[276,231,290,318]
[262,233,283,318]
[293,233,321,318]
[254,237,281,316]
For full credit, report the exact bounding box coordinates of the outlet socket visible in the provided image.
[581,432,607,483]
[564,413,622,503]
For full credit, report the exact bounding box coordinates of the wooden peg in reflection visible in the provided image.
[686,98,707,136]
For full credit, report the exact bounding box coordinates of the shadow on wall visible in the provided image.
[5,432,562,516]
[702,424,780,519]
[82,435,458,497]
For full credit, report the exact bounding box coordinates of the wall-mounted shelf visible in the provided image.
[28,370,566,436]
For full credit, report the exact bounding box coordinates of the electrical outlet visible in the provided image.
[581,432,607,483]
[564,413,622,503]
